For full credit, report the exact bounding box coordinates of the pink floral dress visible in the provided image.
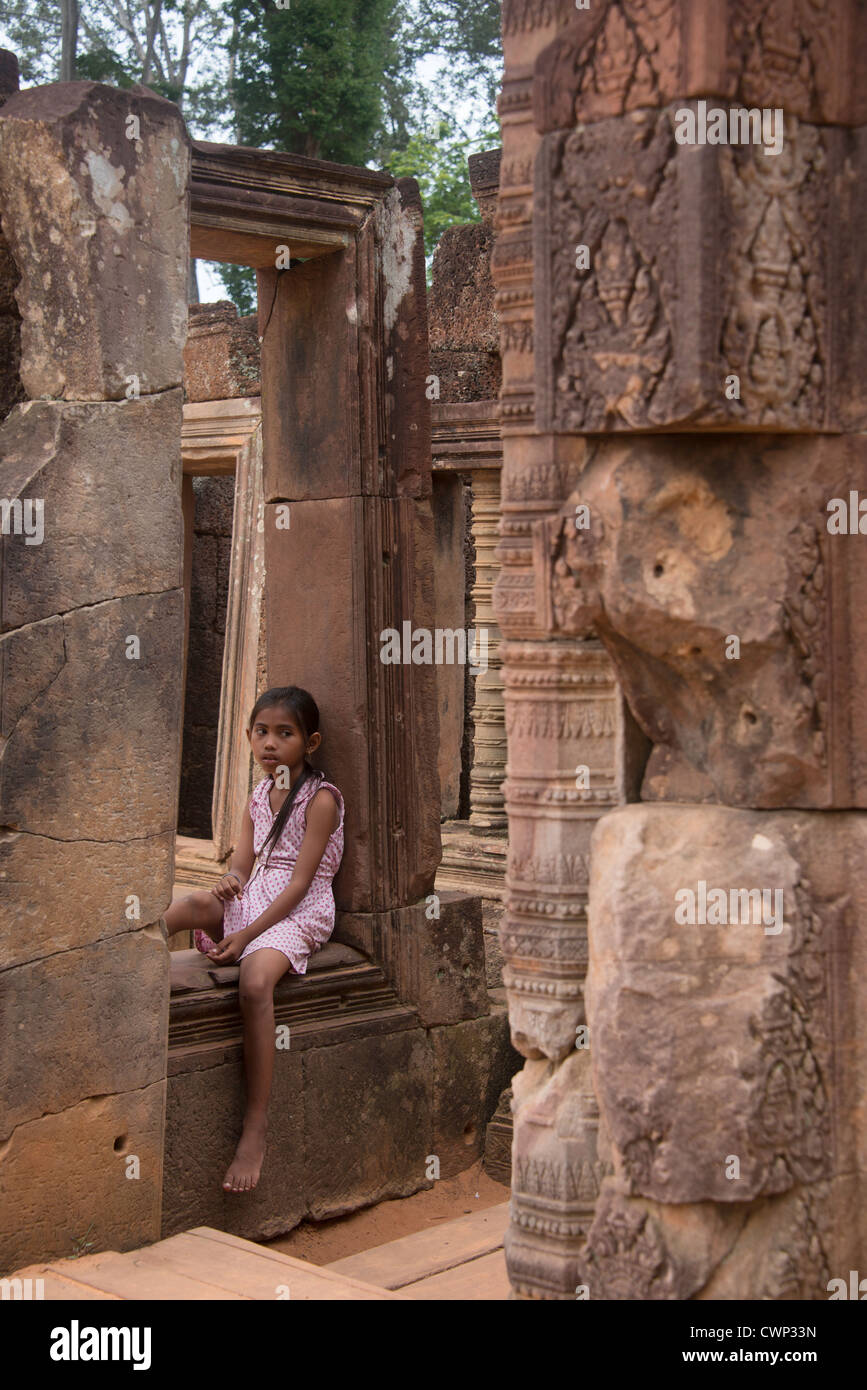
[194,773,344,974]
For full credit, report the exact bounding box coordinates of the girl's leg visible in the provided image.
[163,890,225,940]
[223,947,291,1193]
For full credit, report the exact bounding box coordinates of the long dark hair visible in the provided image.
[250,686,324,866]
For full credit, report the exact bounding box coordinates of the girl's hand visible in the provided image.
[212,872,244,902]
[207,933,247,965]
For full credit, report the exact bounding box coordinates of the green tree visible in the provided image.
[385,1,501,271]
[409,0,502,111]
[387,112,499,263]
[223,0,501,300]
[229,0,406,165]
[2,1,231,131]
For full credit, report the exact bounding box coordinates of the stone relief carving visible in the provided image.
[744,883,836,1194]
[535,436,861,808]
[579,1196,679,1300]
[721,118,827,426]
[759,1186,831,1300]
[502,0,574,37]
[534,0,850,130]
[505,699,618,741]
[738,0,837,116]
[538,1,680,126]
[548,113,676,431]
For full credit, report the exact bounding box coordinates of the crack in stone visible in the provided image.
[0,919,169,976]
[0,1076,166,1151]
[0,824,175,845]
[1,586,182,639]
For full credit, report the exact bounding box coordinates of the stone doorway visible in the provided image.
[170,393,264,945]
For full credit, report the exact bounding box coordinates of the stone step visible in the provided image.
[8,1227,405,1301]
[168,946,419,1059]
[325,1201,510,1290]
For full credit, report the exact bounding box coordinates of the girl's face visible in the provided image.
[247,705,319,779]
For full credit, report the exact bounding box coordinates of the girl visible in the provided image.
[163,686,343,1195]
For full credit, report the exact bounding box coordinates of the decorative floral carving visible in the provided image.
[549,114,676,431]
[580,1200,679,1300]
[505,699,618,740]
[502,0,573,36]
[781,523,827,765]
[721,118,827,425]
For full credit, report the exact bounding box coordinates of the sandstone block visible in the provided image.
[0,1082,166,1275]
[162,1042,306,1242]
[586,804,864,1207]
[183,302,260,402]
[468,147,501,222]
[429,222,498,352]
[538,433,867,808]
[578,1174,857,1301]
[1,929,169,1138]
[0,81,189,400]
[429,348,501,403]
[535,109,864,433]
[0,829,175,970]
[301,1028,433,1221]
[430,1008,520,1178]
[265,495,440,913]
[1,591,185,840]
[259,180,429,499]
[431,473,466,818]
[576,1178,752,1301]
[534,1,867,130]
[335,893,489,1027]
[0,393,183,628]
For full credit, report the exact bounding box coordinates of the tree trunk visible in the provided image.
[60,0,79,83]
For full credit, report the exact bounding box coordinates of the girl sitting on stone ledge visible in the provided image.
[163,686,344,1194]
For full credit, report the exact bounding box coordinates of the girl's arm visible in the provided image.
[212,795,257,900]
[236,788,338,944]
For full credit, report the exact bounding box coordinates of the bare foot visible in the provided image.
[222,1119,267,1193]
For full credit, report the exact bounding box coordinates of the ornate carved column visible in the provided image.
[497,0,867,1301]
[492,0,634,1298]
[467,467,507,830]
[432,406,508,912]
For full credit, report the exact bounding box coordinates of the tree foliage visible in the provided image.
[1,0,503,307]
[2,1,230,128]
[387,112,499,262]
[228,0,406,165]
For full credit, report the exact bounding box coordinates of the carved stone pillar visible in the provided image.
[492,0,636,1298]
[496,0,867,1300]
[467,467,507,830]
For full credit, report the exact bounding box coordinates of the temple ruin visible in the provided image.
[2,0,867,1302]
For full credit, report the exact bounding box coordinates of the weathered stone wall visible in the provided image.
[0,76,189,1272]
[431,472,467,818]
[494,0,867,1298]
[259,178,441,917]
[0,53,23,424]
[183,301,260,402]
[178,476,234,838]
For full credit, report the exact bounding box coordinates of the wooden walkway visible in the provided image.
[7,1204,512,1301]
[327,1202,510,1299]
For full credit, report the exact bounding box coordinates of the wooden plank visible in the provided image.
[1,1265,120,1300]
[401,1249,512,1301]
[325,1203,511,1289]
[41,1251,246,1301]
[128,1230,404,1301]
